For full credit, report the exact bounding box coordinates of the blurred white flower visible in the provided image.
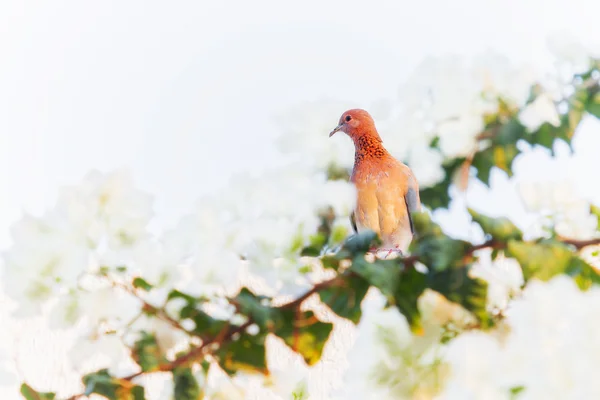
[555,200,598,239]
[418,289,476,327]
[547,32,592,74]
[471,51,536,109]
[440,276,600,398]
[56,169,153,249]
[168,165,355,296]
[340,289,449,400]
[518,180,597,239]
[2,213,90,316]
[407,146,445,187]
[438,332,506,400]
[470,250,524,311]
[437,115,483,158]
[69,334,132,376]
[0,350,16,388]
[128,315,190,357]
[519,93,561,132]
[203,365,247,400]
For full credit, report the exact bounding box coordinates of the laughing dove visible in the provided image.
[329,109,421,255]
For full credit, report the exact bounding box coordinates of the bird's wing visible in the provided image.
[404,174,421,234]
[374,162,421,251]
[350,211,358,233]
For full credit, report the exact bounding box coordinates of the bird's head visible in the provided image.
[329,109,377,139]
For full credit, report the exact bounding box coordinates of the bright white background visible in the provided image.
[1,0,599,397]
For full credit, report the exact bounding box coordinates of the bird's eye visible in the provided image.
[345,115,352,122]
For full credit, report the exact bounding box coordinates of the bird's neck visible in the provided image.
[352,132,387,164]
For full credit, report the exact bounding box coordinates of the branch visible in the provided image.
[111,279,194,338]
[63,235,600,399]
[558,237,600,250]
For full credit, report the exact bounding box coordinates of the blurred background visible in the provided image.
[1,0,599,397]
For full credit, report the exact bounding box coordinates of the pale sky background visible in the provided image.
[1,0,600,397]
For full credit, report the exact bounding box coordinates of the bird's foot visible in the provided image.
[376,247,404,259]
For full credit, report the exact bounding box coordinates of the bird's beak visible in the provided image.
[329,123,343,137]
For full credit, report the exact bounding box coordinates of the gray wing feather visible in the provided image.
[350,211,358,233]
[404,187,420,234]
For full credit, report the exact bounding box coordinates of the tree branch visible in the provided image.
[64,235,600,399]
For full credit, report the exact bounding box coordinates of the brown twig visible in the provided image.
[558,237,600,250]
[111,280,194,337]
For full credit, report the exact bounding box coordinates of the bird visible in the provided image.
[329,109,421,256]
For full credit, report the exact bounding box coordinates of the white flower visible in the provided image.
[2,213,90,316]
[69,334,132,376]
[418,289,476,327]
[437,114,483,158]
[0,350,16,388]
[547,32,591,74]
[518,180,597,239]
[440,276,600,398]
[340,289,448,400]
[519,93,561,132]
[555,200,597,240]
[127,315,190,357]
[438,332,506,400]
[56,169,153,249]
[471,51,536,108]
[203,365,247,400]
[407,146,445,188]
[470,250,524,311]
[318,180,356,218]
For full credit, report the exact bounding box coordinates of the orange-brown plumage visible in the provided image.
[330,109,421,254]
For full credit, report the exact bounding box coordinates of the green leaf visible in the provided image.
[411,211,444,237]
[508,239,600,289]
[167,290,228,339]
[326,163,351,181]
[82,369,145,400]
[472,143,520,185]
[468,208,523,242]
[173,366,202,400]
[591,204,600,230]
[415,236,471,272]
[20,384,56,400]
[231,288,273,329]
[393,268,427,332]
[428,267,491,327]
[320,255,340,270]
[216,333,268,375]
[130,386,146,400]
[83,369,118,398]
[510,385,526,399]
[471,147,496,186]
[565,257,600,291]
[179,303,229,339]
[273,309,333,365]
[300,246,321,257]
[318,274,370,323]
[411,212,471,271]
[419,158,464,209]
[585,91,600,118]
[167,290,202,305]
[132,277,153,291]
[341,230,380,255]
[350,257,400,298]
[132,332,166,372]
[492,144,519,176]
[492,119,526,145]
[506,240,573,281]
